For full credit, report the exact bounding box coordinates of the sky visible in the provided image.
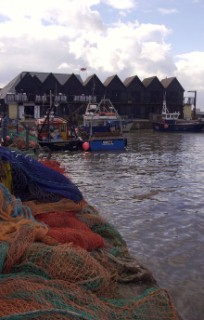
[0,0,204,109]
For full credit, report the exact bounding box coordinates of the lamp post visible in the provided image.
[188,90,197,119]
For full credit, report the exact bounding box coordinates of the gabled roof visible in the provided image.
[142,76,158,88]
[83,74,95,86]
[27,71,49,83]
[29,72,82,85]
[54,73,82,85]
[0,71,83,99]
[0,73,21,99]
[123,75,144,87]
[123,76,135,87]
[103,74,125,87]
[161,77,184,91]
[83,74,104,87]
[103,75,117,87]
[161,77,175,88]
[49,73,71,85]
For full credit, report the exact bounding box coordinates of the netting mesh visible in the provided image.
[0,146,83,202]
[0,274,179,320]
[0,147,181,319]
[2,123,39,150]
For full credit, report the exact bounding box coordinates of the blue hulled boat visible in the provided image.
[152,94,204,133]
[80,98,128,151]
[88,133,127,151]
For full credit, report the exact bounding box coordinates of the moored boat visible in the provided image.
[36,115,83,151]
[152,93,204,132]
[152,119,204,132]
[88,131,127,151]
[82,98,133,133]
[79,98,128,151]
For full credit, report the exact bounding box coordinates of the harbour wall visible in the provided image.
[131,119,152,130]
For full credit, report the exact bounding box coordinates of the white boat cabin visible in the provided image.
[161,111,180,120]
[83,99,120,123]
[161,94,180,121]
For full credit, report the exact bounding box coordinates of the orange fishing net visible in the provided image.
[0,274,180,320]
[0,157,181,319]
[47,227,105,250]
[35,211,106,251]
[24,198,87,215]
[36,211,91,229]
[39,159,65,174]
[0,200,181,320]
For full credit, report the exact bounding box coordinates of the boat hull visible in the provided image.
[152,122,204,132]
[39,139,83,151]
[89,137,127,151]
[122,120,134,132]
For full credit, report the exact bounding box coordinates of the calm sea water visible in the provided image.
[53,130,204,320]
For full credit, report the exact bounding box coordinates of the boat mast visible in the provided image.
[161,91,169,116]
[38,90,53,141]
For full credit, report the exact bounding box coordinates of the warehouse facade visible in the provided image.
[0,71,184,121]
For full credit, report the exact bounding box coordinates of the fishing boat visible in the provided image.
[79,98,127,151]
[82,98,133,133]
[81,128,127,152]
[36,113,83,152]
[152,93,204,132]
[86,131,127,152]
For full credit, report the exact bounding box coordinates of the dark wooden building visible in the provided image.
[83,74,105,100]
[124,76,146,118]
[0,71,185,121]
[161,77,184,116]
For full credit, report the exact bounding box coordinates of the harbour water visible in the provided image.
[53,130,204,320]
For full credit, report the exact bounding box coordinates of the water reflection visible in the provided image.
[53,130,204,320]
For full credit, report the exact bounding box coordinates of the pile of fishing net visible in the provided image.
[2,123,39,149]
[0,147,181,319]
[0,146,82,202]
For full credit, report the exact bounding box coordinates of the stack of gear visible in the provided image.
[0,146,181,319]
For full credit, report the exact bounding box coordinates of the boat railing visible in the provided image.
[162,112,180,120]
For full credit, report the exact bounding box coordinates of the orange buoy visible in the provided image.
[82,141,90,151]
[5,136,11,141]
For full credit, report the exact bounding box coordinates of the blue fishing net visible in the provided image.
[0,147,83,202]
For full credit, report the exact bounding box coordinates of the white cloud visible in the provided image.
[158,8,178,15]
[175,51,204,107]
[0,1,203,108]
[175,51,204,88]
[66,20,173,81]
[102,0,136,10]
